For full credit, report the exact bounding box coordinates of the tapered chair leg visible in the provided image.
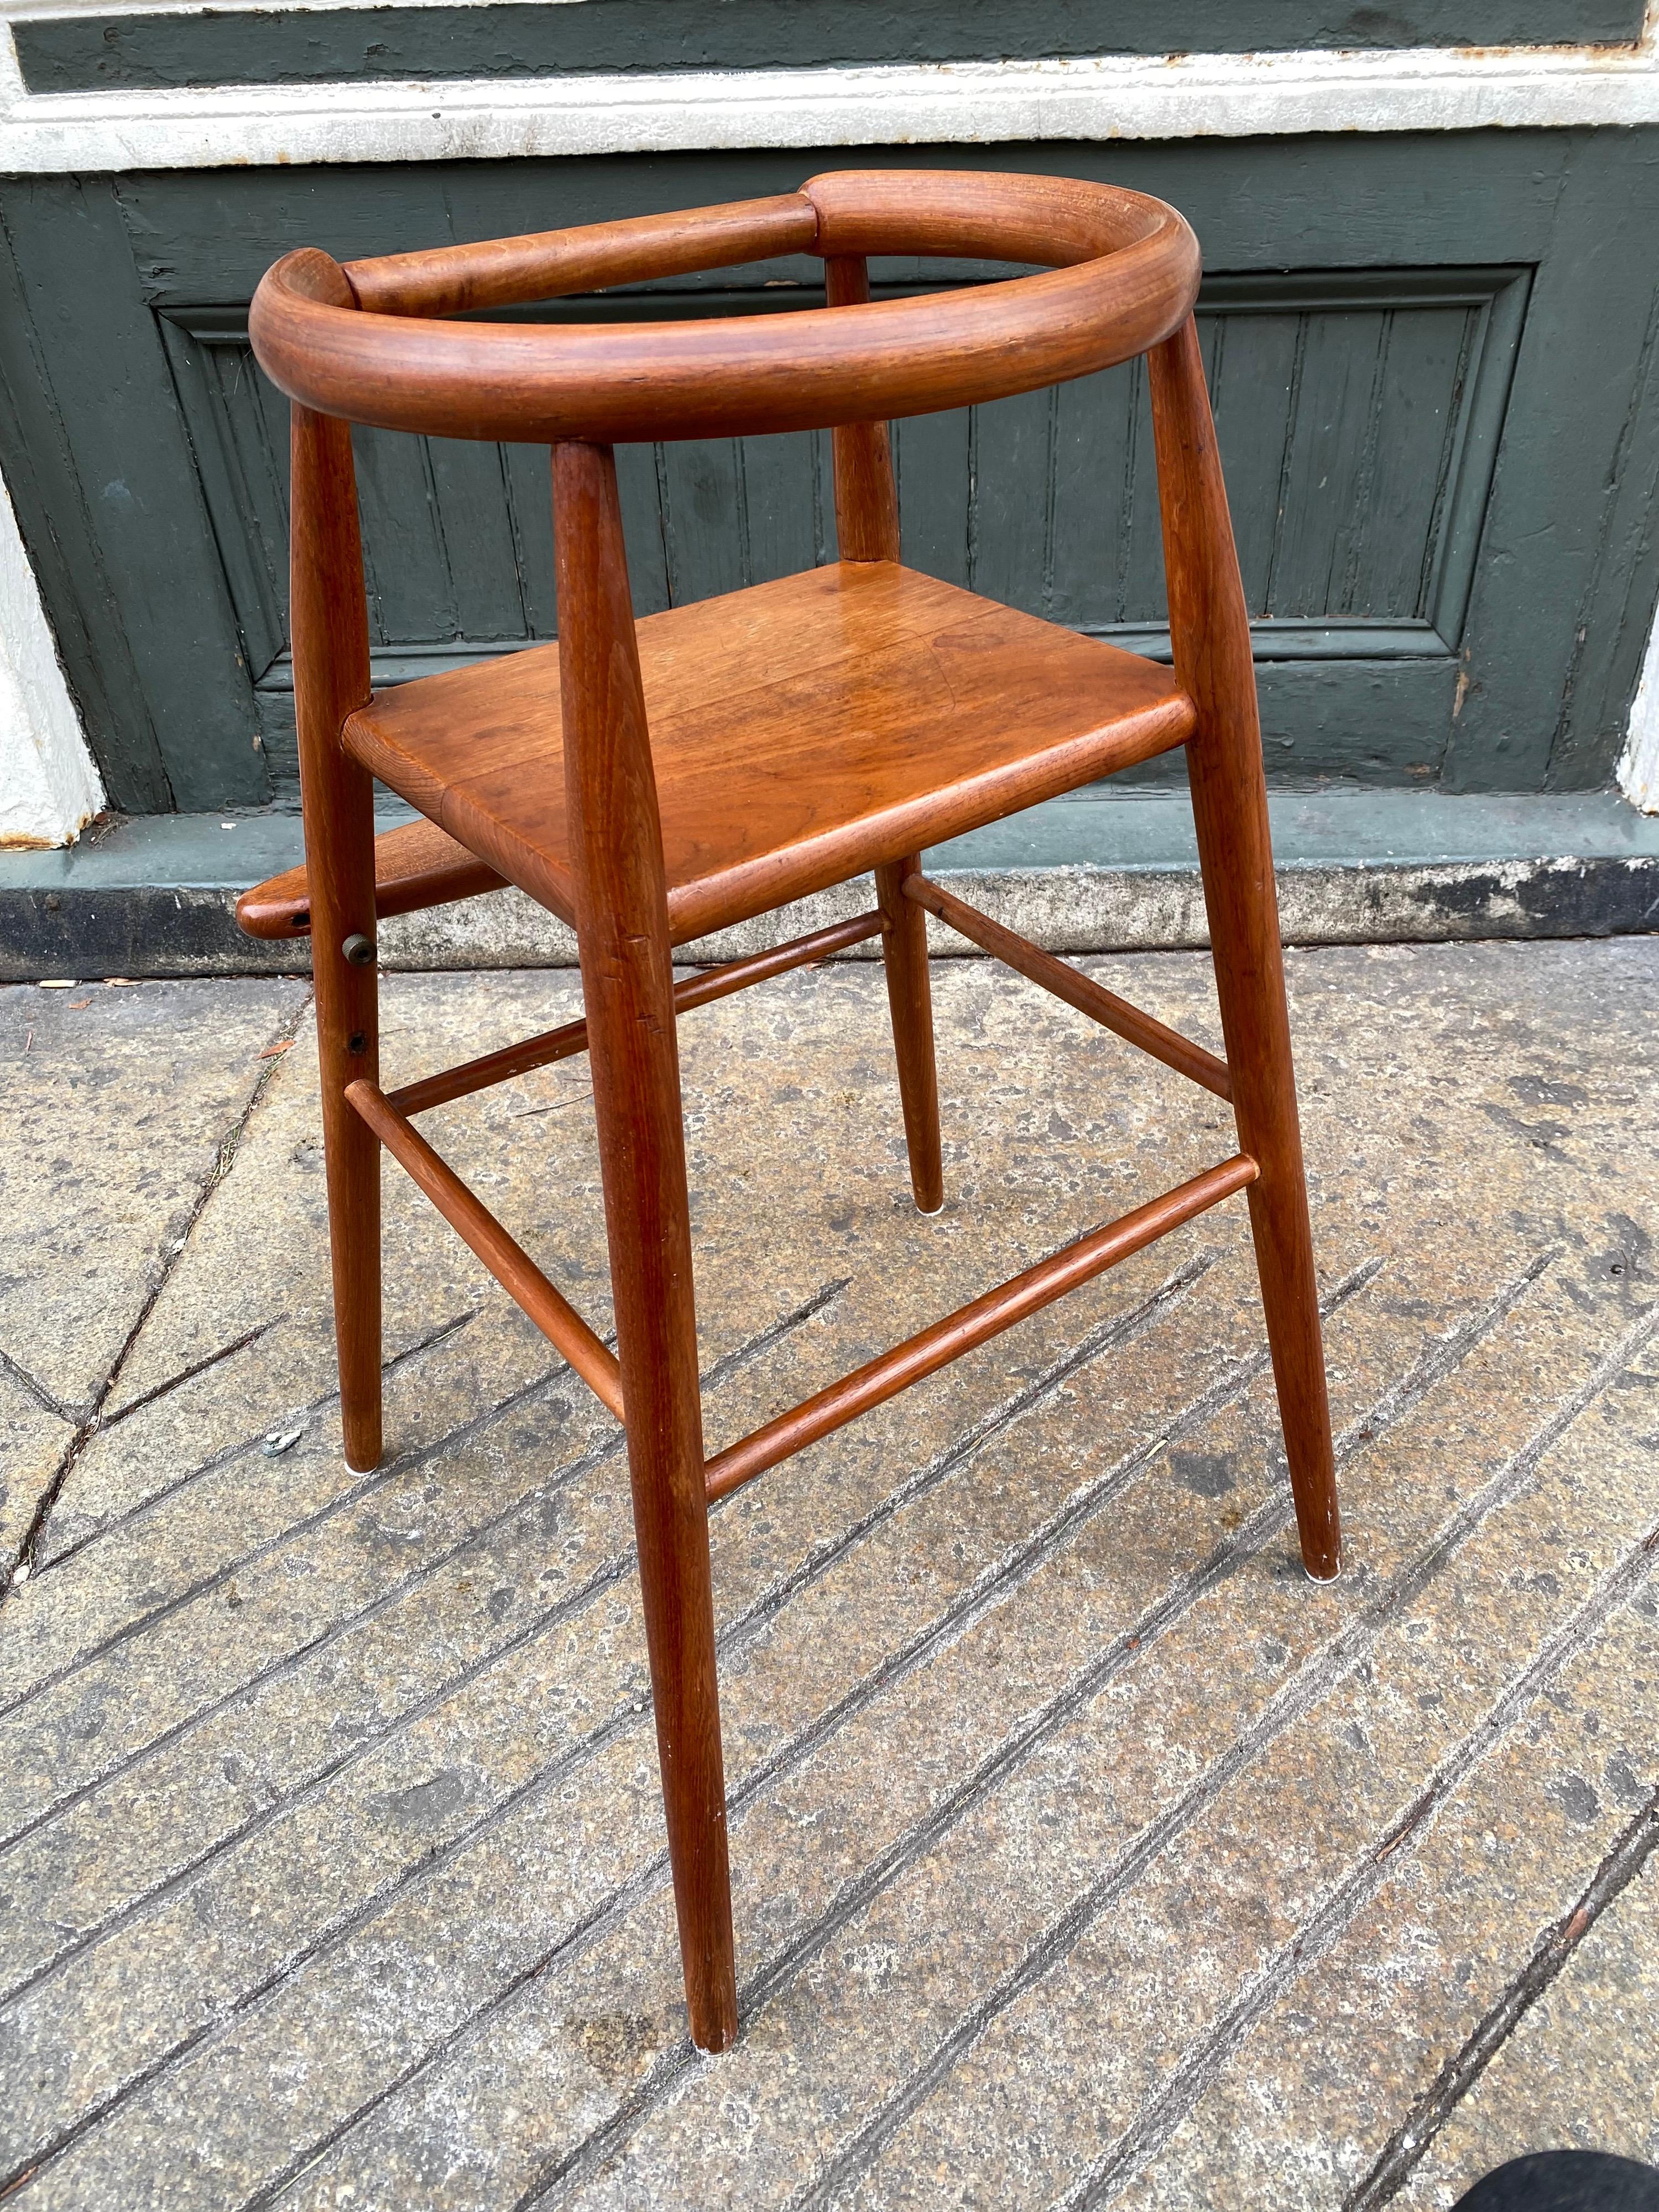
[587,992,737,2047]
[1149,318,1341,1579]
[555,438,739,2051]
[1188,758,1342,1578]
[290,398,382,1473]
[315,919,383,1475]
[877,855,945,1214]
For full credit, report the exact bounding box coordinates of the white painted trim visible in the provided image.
[1618,606,1659,814]
[0,466,103,849]
[3,10,1659,174]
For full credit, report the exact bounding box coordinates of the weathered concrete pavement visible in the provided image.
[0,935,1654,2209]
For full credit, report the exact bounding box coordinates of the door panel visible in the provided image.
[2,134,1655,809]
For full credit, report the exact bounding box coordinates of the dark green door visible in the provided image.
[2,131,1656,815]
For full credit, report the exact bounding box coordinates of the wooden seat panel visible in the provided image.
[343,561,1194,944]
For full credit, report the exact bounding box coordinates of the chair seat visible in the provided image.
[344,559,1195,945]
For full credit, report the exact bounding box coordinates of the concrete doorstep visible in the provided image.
[2,787,1657,980]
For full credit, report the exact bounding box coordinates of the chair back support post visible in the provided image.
[289,341,383,1470]
[823,254,901,562]
[550,438,739,2049]
[1147,315,1342,1577]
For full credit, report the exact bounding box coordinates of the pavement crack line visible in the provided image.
[513,1253,1554,2211]
[4,1235,1190,1828]
[1344,1781,1659,2212]
[0,1282,870,2157]
[1055,1501,1659,2210]
[6,1204,1202,1721]
[0,1268,850,2010]
[0,1280,846,1873]
[0,1309,505,1724]
[246,1257,1396,2212]
[0,1345,76,1427]
[30,1208,1519,2212]
[791,1287,1657,2212]
[0,988,312,1599]
[0,1458,637,2013]
[712,1251,1215,1664]
[23,1235,1543,2212]
[0,1256,1203,2176]
[92,1319,282,1437]
[29,1304,479,1584]
[3,1262,846,1718]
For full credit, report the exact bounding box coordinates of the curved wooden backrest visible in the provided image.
[249,170,1200,445]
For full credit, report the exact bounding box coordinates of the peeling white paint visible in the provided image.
[0,469,103,848]
[4,25,1659,174]
[1618,598,1659,813]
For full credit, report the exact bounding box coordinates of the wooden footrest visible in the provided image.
[235,816,504,940]
[346,1078,624,1416]
[905,874,1233,1102]
[703,1153,1258,1502]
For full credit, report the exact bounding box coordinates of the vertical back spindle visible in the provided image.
[825,255,900,561]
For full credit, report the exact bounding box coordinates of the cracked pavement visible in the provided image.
[0,936,1655,2210]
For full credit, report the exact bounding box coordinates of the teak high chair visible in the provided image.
[239,171,1342,2054]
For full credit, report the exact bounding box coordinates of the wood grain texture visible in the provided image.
[552,439,737,2053]
[236,813,504,938]
[1149,314,1342,1580]
[342,560,1194,945]
[249,174,1199,445]
[345,1077,623,1416]
[704,1154,1260,1504]
[906,873,1234,1102]
[289,382,383,1474]
[346,194,818,318]
[824,253,901,564]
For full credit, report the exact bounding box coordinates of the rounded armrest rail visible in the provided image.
[248,171,1200,446]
